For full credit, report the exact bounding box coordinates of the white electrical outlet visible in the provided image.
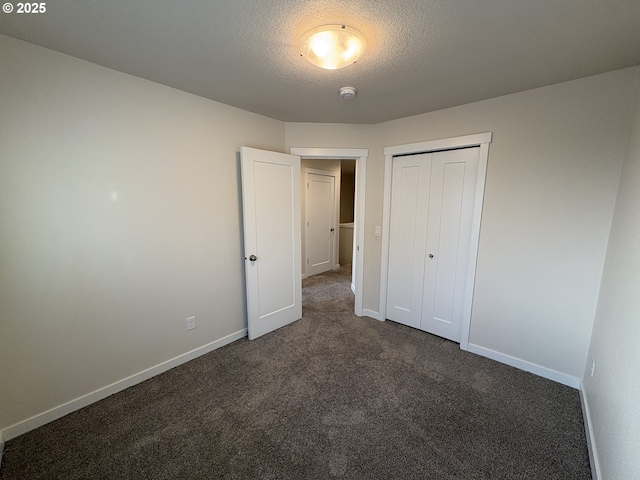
[590,359,596,377]
[186,316,196,331]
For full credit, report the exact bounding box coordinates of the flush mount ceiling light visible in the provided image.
[299,24,367,70]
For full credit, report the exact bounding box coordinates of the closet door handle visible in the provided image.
[428,254,434,258]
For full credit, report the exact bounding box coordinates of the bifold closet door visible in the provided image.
[386,147,480,343]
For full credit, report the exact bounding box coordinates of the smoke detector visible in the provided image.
[339,86,357,100]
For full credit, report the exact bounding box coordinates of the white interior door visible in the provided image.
[386,147,480,342]
[241,147,302,340]
[305,172,336,277]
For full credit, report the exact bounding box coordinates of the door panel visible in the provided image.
[306,173,335,277]
[385,154,431,328]
[422,149,479,341]
[241,147,302,340]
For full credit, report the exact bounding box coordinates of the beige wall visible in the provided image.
[286,67,639,381]
[383,69,638,380]
[0,35,285,432]
[582,72,640,479]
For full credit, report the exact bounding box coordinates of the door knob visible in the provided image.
[429,254,434,258]
[330,228,335,232]
[249,255,257,261]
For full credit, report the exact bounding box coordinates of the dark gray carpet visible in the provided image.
[0,266,591,479]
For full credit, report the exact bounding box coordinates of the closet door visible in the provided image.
[421,148,479,342]
[385,153,432,328]
[386,147,480,343]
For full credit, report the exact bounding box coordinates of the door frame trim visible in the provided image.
[290,147,368,317]
[379,133,492,350]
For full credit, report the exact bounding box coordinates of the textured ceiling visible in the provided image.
[1,0,640,124]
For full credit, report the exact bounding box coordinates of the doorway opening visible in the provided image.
[290,147,368,317]
[302,160,356,280]
[301,160,356,315]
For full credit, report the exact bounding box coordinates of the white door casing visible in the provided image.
[241,147,302,340]
[305,170,337,277]
[380,133,492,350]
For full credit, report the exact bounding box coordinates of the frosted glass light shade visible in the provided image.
[299,25,366,70]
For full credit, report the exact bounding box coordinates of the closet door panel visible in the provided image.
[386,154,431,328]
[422,148,479,341]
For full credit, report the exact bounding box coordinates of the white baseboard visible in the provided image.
[362,309,384,321]
[0,431,4,470]
[351,283,356,294]
[580,385,601,480]
[466,343,581,389]
[1,329,247,442]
